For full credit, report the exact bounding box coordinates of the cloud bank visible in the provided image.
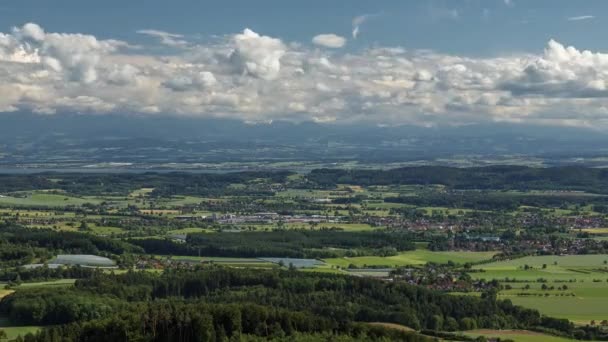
[1,22,608,128]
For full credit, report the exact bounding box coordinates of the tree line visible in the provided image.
[3,267,606,340]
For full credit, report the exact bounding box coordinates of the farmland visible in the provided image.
[326,250,497,268]
[1,169,608,340]
[471,255,608,324]
[462,329,573,342]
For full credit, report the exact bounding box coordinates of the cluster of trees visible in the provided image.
[0,223,142,256]
[0,265,97,283]
[3,267,605,341]
[131,230,416,258]
[307,166,608,193]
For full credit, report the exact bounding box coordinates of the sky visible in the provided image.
[1,0,608,128]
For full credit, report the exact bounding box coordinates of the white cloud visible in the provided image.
[2,23,608,129]
[567,15,595,21]
[163,71,216,91]
[4,23,126,84]
[312,34,346,48]
[137,29,188,47]
[500,40,608,98]
[229,28,286,80]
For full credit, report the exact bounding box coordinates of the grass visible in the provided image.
[367,322,414,332]
[0,324,41,340]
[578,227,608,234]
[0,289,13,300]
[325,250,497,268]
[128,188,154,197]
[0,192,101,207]
[474,254,608,269]
[471,254,608,323]
[17,279,76,288]
[462,329,572,342]
[167,227,210,234]
[89,224,124,235]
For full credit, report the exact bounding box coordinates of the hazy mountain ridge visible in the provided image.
[1,113,608,168]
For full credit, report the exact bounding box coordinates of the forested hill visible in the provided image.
[2,267,602,341]
[306,166,608,193]
[1,166,608,196]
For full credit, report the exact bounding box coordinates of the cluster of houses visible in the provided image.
[214,212,340,225]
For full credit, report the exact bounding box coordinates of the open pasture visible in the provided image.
[0,317,41,340]
[474,254,608,270]
[462,329,572,342]
[325,250,497,268]
[471,254,608,323]
[0,192,101,207]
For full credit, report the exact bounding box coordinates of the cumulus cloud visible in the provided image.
[2,22,608,128]
[163,71,216,91]
[500,40,608,98]
[312,34,346,48]
[229,28,285,80]
[2,23,126,83]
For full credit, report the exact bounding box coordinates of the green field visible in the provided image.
[471,255,608,323]
[474,255,608,270]
[167,227,210,234]
[0,192,101,207]
[0,324,41,340]
[325,250,497,268]
[463,329,572,342]
[17,279,76,288]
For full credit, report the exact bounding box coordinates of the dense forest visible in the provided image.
[2,267,605,341]
[307,166,608,193]
[384,192,608,211]
[2,166,608,197]
[0,172,292,196]
[132,230,415,258]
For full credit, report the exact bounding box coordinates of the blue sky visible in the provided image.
[1,0,604,55]
[1,1,608,128]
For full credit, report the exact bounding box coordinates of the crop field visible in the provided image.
[325,250,497,268]
[128,188,155,197]
[471,255,608,323]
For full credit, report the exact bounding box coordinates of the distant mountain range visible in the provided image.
[2,112,608,169]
